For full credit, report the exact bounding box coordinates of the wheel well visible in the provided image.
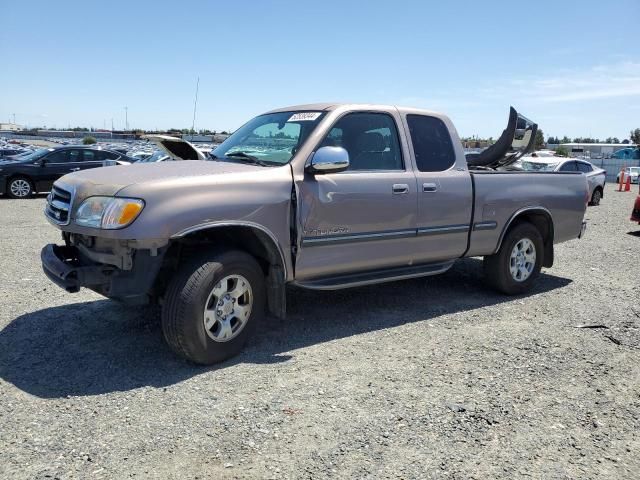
[593,185,603,197]
[152,226,287,318]
[501,210,554,268]
[7,174,34,186]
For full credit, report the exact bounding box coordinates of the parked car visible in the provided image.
[0,146,131,198]
[520,158,606,206]
[631,195,640,224]
[102,150,170,167]
[616,166,640,184]
[611,147,640,160]
[41,103,588,364]
[0,147,28,159]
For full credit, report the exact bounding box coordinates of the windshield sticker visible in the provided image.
[287,112,321,122]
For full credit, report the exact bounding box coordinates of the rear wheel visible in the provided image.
[483,222,543,295]
[161,250,265,365]
[7,176,34,198]
[590,188,602,206]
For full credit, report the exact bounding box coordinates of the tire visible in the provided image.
[161,249,265,365]
[7,176,34,199]
[590,188,602,206]
[483,222,544,295]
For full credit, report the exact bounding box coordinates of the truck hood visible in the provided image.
[55,160,273,202]
[143,135,206,160]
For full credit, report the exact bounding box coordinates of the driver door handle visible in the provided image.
[69,167,81,172]
[423,182,438,192]
[392,184,409,194]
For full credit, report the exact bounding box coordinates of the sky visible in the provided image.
[1,0,638,139]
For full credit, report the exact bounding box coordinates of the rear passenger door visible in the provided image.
[576,161,599,193]
[404,114,473,263]
[295,111,418,281]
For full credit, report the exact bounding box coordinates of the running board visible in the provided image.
[293,261,455,291]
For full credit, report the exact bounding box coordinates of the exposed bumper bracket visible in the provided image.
[41,244,114,293]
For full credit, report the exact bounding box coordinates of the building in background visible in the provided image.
[0,123,23,132]
[557,143,636,159]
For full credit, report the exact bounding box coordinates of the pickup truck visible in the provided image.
[41,103,588,364]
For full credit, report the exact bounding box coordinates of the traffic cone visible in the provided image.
[625,175,631,191]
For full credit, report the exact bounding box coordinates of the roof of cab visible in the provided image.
[264,102,446,118]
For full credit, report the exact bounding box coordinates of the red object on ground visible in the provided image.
[625,176,632,192]
[631,195,640,223]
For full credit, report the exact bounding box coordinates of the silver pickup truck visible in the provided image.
[41,103,588,364]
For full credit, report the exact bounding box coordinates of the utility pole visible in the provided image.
[124,106,128,131]
[12,113,16,125]
[111,118,114,131]
[191,76,200,136]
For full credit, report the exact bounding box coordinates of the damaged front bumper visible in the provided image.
[41,243,166,304]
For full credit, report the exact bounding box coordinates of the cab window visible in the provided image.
[559,161,577,172]
[406,114,456,172]
[321,112,403,171]
[44,150,71,163]
[577,162,592,173]
[81,150,96,162]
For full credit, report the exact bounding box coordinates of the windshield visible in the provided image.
[521,161,559,172]
[212,111,327,165]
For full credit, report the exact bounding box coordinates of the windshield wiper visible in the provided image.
[224,151,277,166]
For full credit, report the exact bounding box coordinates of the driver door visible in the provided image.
[295,111,418,281]
[37,149,78,191]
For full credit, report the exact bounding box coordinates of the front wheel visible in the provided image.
[590,189,602,206]
[161,250,265,365]
[7,176,34,198]
[483,222,543,295]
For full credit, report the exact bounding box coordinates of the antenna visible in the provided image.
[191,76,200,135]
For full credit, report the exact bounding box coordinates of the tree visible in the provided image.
[560,136,571,144]
[630,128,640,145]
[82,136,97,145]
[554,146,569,157]
[534,129,545,150]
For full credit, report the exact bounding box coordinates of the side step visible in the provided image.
[293,261,455,291]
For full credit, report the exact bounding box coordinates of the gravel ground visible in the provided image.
[1,184,639,479]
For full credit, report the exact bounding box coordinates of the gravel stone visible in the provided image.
[0,184,639,479]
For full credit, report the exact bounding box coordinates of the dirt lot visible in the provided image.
[0,184,639,479]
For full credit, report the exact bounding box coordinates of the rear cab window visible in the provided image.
[559,161,577,172]
[406,114,456,172]
[577,162,592,173]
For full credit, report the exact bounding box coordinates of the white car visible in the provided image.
[616,166,640,184]
[520,157,606,206]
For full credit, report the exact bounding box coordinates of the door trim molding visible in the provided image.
[302,223,471,247]
[302,228,415,247]
[417,224,469,236]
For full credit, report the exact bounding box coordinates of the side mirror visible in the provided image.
[306,146,350,174]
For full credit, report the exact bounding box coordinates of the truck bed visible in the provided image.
[466,170,588,257]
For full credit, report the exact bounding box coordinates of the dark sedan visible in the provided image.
[0,146,130,198]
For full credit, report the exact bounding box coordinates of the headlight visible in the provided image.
[75,196,144,229]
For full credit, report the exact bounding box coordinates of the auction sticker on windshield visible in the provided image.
[288,112,321,122]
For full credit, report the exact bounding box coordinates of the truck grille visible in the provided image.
[45,185,73,225]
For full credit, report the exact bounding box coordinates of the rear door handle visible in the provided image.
[423,182,438,192]
[69,167,81,172]
[392,184,409,194]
